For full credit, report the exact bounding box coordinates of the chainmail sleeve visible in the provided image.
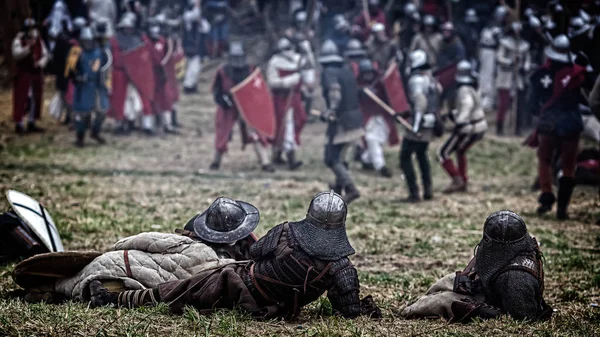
[493,270,542,321]
[327,258,361,318]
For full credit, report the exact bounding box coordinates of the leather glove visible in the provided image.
[360,295,382,319]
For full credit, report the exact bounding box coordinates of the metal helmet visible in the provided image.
[318,39,343,64]
[23,18,36,29]
[288,191,355,260]
[545,34,571,63]
[358,58,375,74]
[403,3,417,16]
[306,191,347,230]
[409,49,429,70]
[73,17,87,29]
[368,0,380,7]
[524,7,535,18]
[441,21,455,32]
[148,25,161,39]
[228,41,246,68]
[493,6,508,23]
[529,16,541,29]
[333,14,349,30]
[371,22,385,33]
[80,26,95,41]
[344,38,366,58]
[465,8,478,23]
[571,17,585,29]
[295,10,307,24]
[48,26,61,39]
[189,197,260,244]
[579,9,591,24]
[510,21,523,34]
[410,12,421,23]
[93,18,109,38]
[277,37,293,51]
[482,210,527,243]
[118,12,137,29]
[455,60,474,84]
[423,15,436,27]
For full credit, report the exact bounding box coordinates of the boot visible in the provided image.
[272,150,286,165]
[536,192,556,216]
[261,164,275,173]
[423,184,433,201]
[91,132,106,145]
[442,177,467,194]
[398,193,420,203]
[75,131,85,148]
[344,184,360,204]
[328,182,342,194]
[209,152,223,170]
[27,121,45,133]
[287,151,303,171]
[378,166,393,178]
[496,120,504,136]
[556,177,576,220]
[361,162,375,171]
[171,110,179,128]
[15,124,25,135]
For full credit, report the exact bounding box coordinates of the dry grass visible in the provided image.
[0,59,599,337]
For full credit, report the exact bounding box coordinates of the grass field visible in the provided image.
[0,64,599,336]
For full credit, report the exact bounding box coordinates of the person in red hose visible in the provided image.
[11,18,49,134]
[528,35,586,220]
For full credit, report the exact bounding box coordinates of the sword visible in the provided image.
[362,87,420,136]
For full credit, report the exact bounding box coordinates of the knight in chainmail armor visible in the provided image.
[402,210,552,322]
[89,191,380,320]
[452,211,552,321]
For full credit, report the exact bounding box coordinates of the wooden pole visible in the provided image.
[508,0,521,135]
[362,87,421,136]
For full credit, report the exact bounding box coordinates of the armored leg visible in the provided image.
[415,142,433,200]
[400,139,420,201]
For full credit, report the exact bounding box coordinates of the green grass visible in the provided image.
[1,70,600,336]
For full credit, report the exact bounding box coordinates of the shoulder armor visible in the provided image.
[249,222,284,259]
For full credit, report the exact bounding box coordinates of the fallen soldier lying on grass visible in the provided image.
[13,197,260,304]
[15,191,381,320]
[401,210,554,322]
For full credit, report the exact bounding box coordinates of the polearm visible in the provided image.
[362,87,422,137]
[275,0,317,142]
[362,0,371,28]
[508,0,521,134]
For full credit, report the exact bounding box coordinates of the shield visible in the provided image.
[230,68,277,139]
[434,62,458,91]
[13,251,101,291]
[381,61,411,114]
[121,44,155,101]
[7,190,64,253]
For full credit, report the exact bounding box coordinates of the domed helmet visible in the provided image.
[185,197,260,244]
[277,37,293,52]
[79,26,96,50]
[455,60,475,84]
[493,6,508,24]
[294,10,307,28]
[423,15,436,28]
[73,17,88,30]
[148,25,161,39]
[228,41,246,68]
[344,38,366,58]
[465,8,478,24]
[475,211,537,292]
[403,3,417,16]
[409,49,429,71]
[288,191,355,260]
[544,34,571,63]
[318,39,343,64]
[358,59,376,82]
[118,12,137,29]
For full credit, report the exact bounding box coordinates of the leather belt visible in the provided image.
[123,250,133,278]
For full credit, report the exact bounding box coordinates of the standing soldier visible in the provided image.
[458,9,481,67]
[529,35,586,220]
[343,38,368,70]
[356,59,399,178]
[209,42,275,173]
[65,27,110,147]
[478,6,507,112]
[495,22,531,136]
[438,61,488,193]
[437,22,466,71]
[12,18,49,134]
[147,22,176,134]
[266,37,309,170]
[319,41,364,204]
[352,0,387,43]
[400,50,440,203]
[408,15,442,69]
[182,1,210,93]
[365,23,398,70]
